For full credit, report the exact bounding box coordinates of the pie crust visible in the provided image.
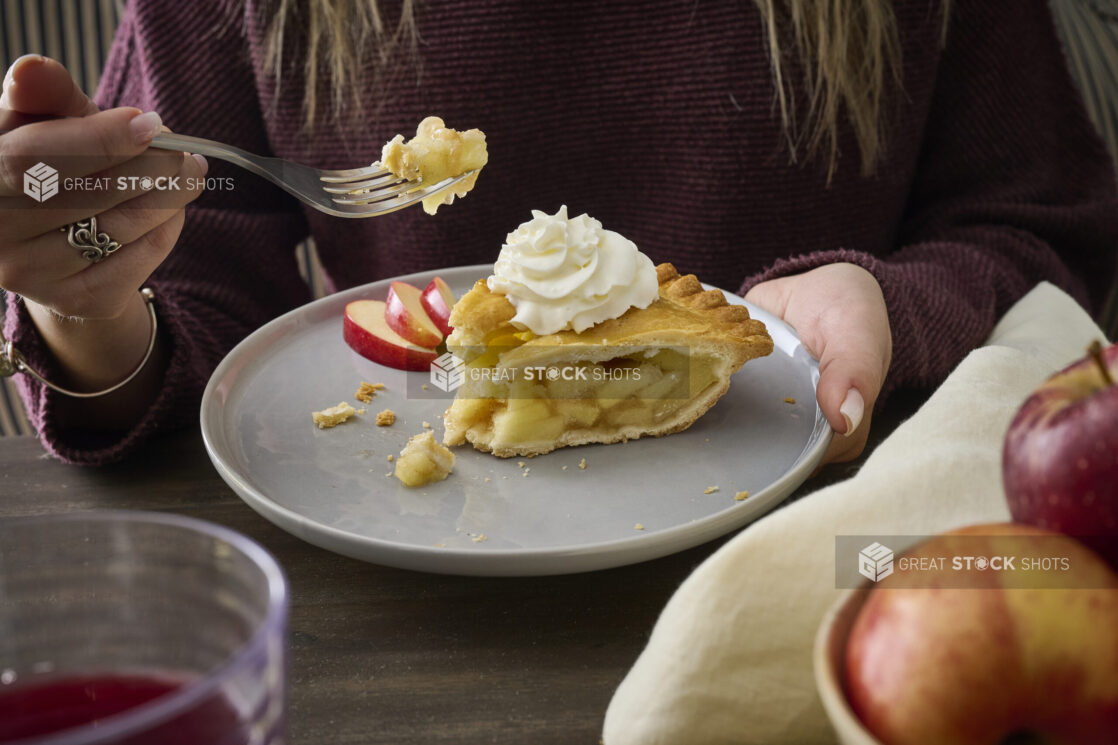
[442,263,773,457]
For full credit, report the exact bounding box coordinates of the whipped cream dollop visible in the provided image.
[487,206,659,335]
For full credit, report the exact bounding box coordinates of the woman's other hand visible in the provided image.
[745,263,892,465]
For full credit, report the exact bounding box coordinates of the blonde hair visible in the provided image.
[760,0,952,178]
[262,0,419,130]
[263,1,949,177]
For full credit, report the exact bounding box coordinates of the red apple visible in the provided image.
[343,299,438,372]
[844,523,1118,745]
[384,281,445,348]
[1003,340,1118,568]
[419,276,457,337]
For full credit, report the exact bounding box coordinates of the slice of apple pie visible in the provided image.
[442,263,773,457]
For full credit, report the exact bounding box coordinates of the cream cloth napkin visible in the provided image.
[602,282,1108,745]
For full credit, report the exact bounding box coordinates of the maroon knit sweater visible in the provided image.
[7,0,1117,464]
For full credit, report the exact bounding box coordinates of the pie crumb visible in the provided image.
[387,454,395,462]
[312,401,357,429]
[376,409,396,426]
[634,523,645,531]
[355,381,386,403]
[394,431,455,487]
[735,490,750,501]
[472,534,488,543]
[578,458,587,470]
[704,485,720,494]
[517,461,527,468]
[422,383,429,390]
[562,465,569,471]
[784,397,796,405]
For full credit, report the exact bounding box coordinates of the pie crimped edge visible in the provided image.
[442,263,774,457]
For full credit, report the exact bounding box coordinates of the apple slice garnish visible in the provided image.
[343,299,438,372]
[385,281,445,349]
[420,276,457,337]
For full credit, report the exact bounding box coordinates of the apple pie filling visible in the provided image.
[443,348,724,457]
[380,116,488,214]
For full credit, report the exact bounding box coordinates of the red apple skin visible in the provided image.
[343,299,438,372]
[844,523,1118,745]
[384,281,445,348]
[419,276,456,337]
[1003,341,1118,569]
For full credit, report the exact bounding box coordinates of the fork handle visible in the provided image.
[150,132,272,178]
[0,127,253,166]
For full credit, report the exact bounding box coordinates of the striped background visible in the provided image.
[0,0,123,96]
[1051,0,1118,172]
[1049,0,1118,338]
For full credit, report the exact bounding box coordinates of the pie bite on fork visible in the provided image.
[380,116,487,215]
[441,263,773,457]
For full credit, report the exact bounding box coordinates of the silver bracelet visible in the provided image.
[0,288,158,398]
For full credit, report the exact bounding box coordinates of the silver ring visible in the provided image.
[61,217,122,263]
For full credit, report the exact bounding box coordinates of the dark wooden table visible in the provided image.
[0,391,923,744]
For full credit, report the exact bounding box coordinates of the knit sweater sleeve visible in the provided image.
[740,0,1118,395]
[6,0,311,464]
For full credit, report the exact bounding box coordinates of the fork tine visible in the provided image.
[321,172,403,194]
[330,179,425,205]
[318,164,389,182]
[328,171,477,212]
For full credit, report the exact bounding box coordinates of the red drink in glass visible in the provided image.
[0,513,287,745]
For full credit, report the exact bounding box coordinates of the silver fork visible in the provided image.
[150,132,476,218]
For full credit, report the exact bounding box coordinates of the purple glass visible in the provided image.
[0,511,287,745]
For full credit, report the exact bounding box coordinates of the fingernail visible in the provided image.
[4,54,45,96]
[839,388,864,437]
[129,111,162,144]
[6,54,45,85]
[13,54,46,66]
[192,153,209,176]
[2,55,50,108]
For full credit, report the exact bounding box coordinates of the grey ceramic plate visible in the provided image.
[201,265,831,576]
